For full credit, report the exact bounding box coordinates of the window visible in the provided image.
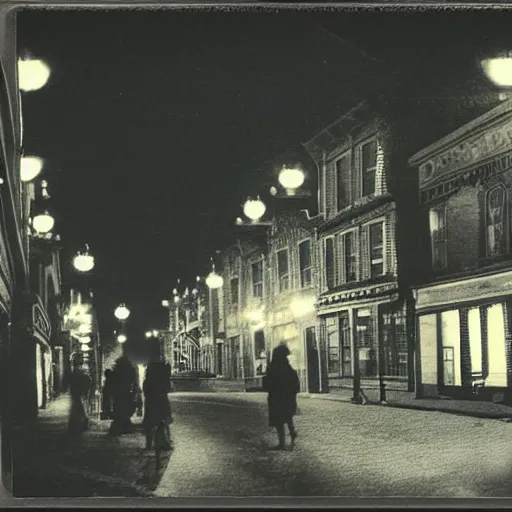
[343,231,357,283]
[339,312,351,376]
[361,139,377,197]
[326,317,340,376]
[230,277,239,308]
[254,330,266,376]
[369,222,384,277]
[381,307,408,378]
[355,308,377,377]
[277,249,289,293]
[325,237,335,289]
[299,240,312,288]
[486,185,507,258]
[429,206,447,270]
[251,261,263,297]
[336,153,351,211]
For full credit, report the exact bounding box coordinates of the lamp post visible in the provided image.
[205,263,224,376]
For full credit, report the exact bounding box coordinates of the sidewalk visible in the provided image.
[11,394,169,498]
[304,389,512,420]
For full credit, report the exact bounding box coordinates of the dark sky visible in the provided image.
[16,6,512,360]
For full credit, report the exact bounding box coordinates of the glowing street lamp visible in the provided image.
[32,211,55,234]
[20,156,43,182]
[80,344,91,353]
[205,266,224,290]
[117,334,127,344]
[73,244,95,273]
[78,323,91,334]
[161,299,170,307]
[481,53,512,87]
[18,56,51,92]
[278,166,305,196]
[79,336,91,344]
[114,304,130,321]
[243,196,266,222]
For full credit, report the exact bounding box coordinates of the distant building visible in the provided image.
[410,98,512,404]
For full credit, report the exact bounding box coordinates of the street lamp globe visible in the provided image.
[78,323,91,334]
[18,57,51,92]
[79,335,91,344]
[162,299,170,307]
[80,344,91,353]
[481,55,512,87]
[243,197,266,222]
[20,156,43,182]
[152,329,159,337]
[145,331,152,338]
[114,304,130,321]
[117,334,127,344]
[32,211,55,234]
[278,166,305,196]
[206,270,224,289]
[73,252,95,273]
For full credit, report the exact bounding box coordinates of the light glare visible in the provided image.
[481,57,512,87]
[32,211,55,234]
[243,197,266,222]
[18,58,51,92]
[278,167,305,195]
[20,156,43,182]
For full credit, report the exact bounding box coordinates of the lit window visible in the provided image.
[486,185,507,258]
[361,139,377,197]
[369,222,384,277]
[251,261,263,298]
[299,240,312,288]
[326,317,340,376]
[429,206,447,270]
[277,249,289,293]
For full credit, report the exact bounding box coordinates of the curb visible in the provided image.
[302,393,512,420]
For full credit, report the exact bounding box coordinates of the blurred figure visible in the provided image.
[142,338,173,450]
[100,369,114,420]
[68,359,92,436]
[109,354,138,435]
[265,344,300,451]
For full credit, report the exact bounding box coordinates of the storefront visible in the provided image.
[415,270,512,402]
[319,281,415,400]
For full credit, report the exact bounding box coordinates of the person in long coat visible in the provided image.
[142,339,173,450]
[101,369,114,420]
[265,343,300,450]
[68,360,92,436]
[109,354,138,435]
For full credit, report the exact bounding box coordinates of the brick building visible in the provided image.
[410,98,512,403]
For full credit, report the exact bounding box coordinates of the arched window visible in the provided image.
[486,184,507,258]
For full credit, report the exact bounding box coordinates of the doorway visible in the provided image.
[306,327,320,393]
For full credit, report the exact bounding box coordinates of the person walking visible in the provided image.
[68,359,92,436]
[101,369,114,420]
[142,339,173,450]
[265,343,300,451]
[109,354,138,435]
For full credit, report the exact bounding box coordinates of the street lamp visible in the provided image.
[114,304,130,321]
[117,334,127,344]
[205,265,224,290]
[481,52,512,87]
[73,244,95,273]
[278,166,305,196]
[18,56,51,92]
[206,263,224,376]
[32,210,55,234]
[243,196,266,223]
[20,155,43,182]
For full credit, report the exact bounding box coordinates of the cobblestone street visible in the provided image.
[156,392,512,498]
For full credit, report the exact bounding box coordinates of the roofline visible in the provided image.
[408,97,512,167]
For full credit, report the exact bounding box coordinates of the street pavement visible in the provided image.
[156,392,512,498]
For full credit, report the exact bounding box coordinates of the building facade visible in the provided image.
[304,103,418,401]
[410,98,512,404]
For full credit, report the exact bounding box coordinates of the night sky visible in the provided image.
[16,6,512,360]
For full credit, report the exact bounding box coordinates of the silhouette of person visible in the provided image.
[68,359,92,435]
[109,354,138,435]
[265,344,300,450]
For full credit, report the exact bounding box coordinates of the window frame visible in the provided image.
[230,276,239,309]
[251,259,264,298]
[364,217,386,278]
[485,183,508,259]
[298,238,313,288]
[335,150,352,212]
[429,204,448,271]
[359,137,378,198]
[340,227,358,283]
[276,248,290,293]
[324,236,336,290]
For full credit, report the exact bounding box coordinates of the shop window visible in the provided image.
[443,347,455,386]
[343,231,357,283]
[381,308,408,378]
[324,237,335,289]
[361,139,377,197]
[339,312,352,376]
[326,317,340,376]
[277,249,289,293]
[429,205,447,270]
[251,261,263,298]
[486,185,507,258]
[486,303,507,387]
[298,239,312,288]
[254,330,266,376]
[467,307,483,377]
[441,310,461,386]
[336,152,351,211]
[369,222,384,278]
[355,308,377,377]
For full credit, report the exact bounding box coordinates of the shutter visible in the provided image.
[361,224,370,280]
